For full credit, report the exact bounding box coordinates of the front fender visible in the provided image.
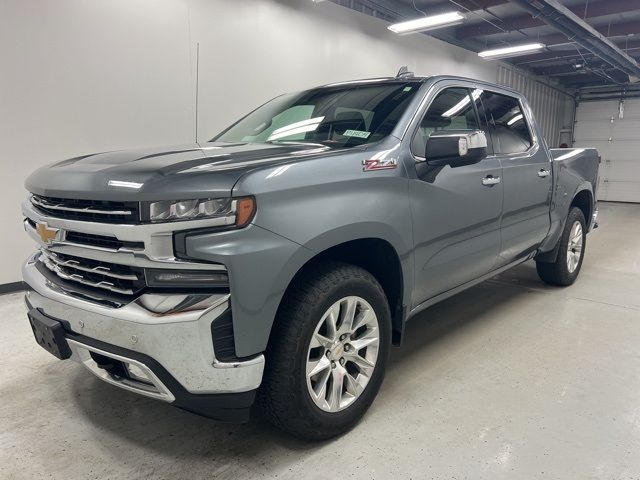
[183,224,315,357]
[227,145,415,355]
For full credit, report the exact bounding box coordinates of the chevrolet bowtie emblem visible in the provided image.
[36,221,60,245]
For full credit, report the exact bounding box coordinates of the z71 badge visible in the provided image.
[362,158,397,171]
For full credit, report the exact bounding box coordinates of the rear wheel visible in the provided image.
[259,261,391,440]
[536,206,587,286]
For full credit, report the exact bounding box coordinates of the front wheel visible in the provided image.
[536,206,587,286]
[258,261,391,440]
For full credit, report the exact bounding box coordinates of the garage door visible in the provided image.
[574,99,640,203]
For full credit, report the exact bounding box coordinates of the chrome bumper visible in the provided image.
[67,338,176,402]
[22,257,264,397]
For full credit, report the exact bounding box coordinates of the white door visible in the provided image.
[574,99,640,202]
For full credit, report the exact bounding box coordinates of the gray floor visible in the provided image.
[1,202,639,480]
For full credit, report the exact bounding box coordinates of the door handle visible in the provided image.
[482,175,501,186]
[538,169,551,178]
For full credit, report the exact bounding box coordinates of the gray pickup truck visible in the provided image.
[22,73,599,440]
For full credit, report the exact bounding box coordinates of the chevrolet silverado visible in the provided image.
[22,72,599,439]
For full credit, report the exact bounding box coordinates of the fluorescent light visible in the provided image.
[507,113,523,126]
[388,12,465,35]
[478,43,545,59]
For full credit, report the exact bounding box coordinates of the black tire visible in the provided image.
[536,206,587,286]
[258,261,392,440]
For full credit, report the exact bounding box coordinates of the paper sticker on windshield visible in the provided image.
[343,129,371,139]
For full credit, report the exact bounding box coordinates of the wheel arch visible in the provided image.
[537,186,593,264]
[571,187,594,229]
[271,237,409,349]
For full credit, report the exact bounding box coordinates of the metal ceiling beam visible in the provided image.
[362,0,507,18]
[528,54,640,73]
[509,0,640,83]
[535,20,640,48]
[512,39,640,67]
[408,0,508,15]
[558,73,617,85]
[455,0,640,39]
[578,84,640,100]
[532,64,628,77]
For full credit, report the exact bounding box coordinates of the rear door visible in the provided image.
[477,90,553,266]
[407,85,503,307]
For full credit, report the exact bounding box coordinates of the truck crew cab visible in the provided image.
[22,72,599,439]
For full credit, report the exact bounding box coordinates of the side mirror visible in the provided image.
[425,130,488,167]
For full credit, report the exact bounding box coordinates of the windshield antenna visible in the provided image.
[195,42,200,143]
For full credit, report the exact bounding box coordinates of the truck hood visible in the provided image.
[25,141,335,201]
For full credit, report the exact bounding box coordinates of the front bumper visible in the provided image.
[22,256,265,421]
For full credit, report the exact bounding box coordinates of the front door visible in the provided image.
[407,86,503,308]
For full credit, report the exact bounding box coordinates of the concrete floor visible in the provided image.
[1,202,639,479]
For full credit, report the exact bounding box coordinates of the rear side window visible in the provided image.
[479,91,532,154]
[411,88,479,157]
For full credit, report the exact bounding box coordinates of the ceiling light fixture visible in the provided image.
[388,12,465,35]
[478,43,545,59]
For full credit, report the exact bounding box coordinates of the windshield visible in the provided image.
[212,81,421,148]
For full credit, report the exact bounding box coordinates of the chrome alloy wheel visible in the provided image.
[305,296,380,413]
[567,220,584,273]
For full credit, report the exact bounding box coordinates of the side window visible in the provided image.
[411,88,479,157]
[478,91,532,154]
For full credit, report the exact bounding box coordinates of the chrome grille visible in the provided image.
[39,250,145,296]
[31,195,140,224]
[25,217,144,251]
[65,231,144,251]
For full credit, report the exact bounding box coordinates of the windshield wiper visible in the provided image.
[265,140,329,148]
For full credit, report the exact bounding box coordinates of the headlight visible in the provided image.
[146,196,256,226]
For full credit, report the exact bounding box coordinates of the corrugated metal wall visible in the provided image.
[497,64,574,148]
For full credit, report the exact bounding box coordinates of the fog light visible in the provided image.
[145,269,229,288]
[125,363,153,385]
[136,293,227,315]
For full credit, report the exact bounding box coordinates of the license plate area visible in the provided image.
[27,308,72,360]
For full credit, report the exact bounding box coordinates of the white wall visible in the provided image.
[0,0,500,284]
